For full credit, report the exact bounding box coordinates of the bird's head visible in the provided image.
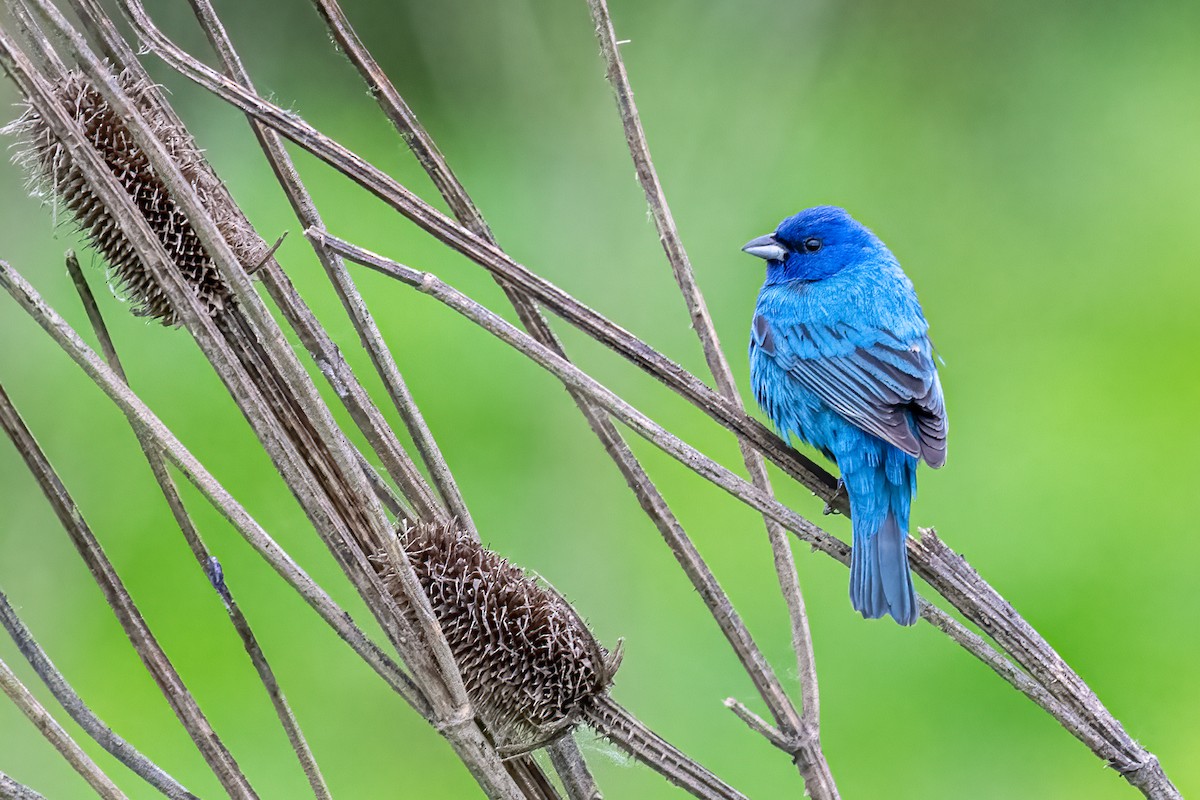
[742,205,885,283]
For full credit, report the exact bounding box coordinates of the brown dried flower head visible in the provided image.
[5,69,262,325]
[380,522,616,746]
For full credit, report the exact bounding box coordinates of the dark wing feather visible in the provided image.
[774,321,948,467]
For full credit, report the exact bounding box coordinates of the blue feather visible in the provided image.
[745,206,946,625]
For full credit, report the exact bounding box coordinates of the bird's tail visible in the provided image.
[849,509,918,626]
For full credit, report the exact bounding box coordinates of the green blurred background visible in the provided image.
[2,0,1198,797]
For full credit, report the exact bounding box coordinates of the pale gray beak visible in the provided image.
[742,233,788,262]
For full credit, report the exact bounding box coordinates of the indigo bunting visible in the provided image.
[743,206,946,625]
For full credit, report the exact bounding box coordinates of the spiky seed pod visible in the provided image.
[379,522,615,746]
[5,69,263,325]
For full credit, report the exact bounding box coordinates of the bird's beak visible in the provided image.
[742,233,788,262]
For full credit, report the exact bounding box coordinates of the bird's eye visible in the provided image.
[803,237,822,253]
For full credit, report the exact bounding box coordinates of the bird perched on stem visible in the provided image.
[743,206,946,626]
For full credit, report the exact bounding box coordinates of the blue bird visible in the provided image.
[743,206,946,626]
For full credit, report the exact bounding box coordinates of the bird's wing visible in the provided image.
[761,315,948,467]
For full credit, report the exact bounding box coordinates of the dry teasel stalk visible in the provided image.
[5,68,263,324]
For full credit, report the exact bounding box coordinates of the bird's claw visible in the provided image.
[823,479,845,515]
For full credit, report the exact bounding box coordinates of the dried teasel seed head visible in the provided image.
[379,522,615,746]
[4,69,263,325]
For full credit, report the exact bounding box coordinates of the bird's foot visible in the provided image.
[823,479,845,516]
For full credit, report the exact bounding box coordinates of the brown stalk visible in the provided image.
[65,253,331,800]
[546,737,603,800]
[0,259,428,715]
[0,588,198,800]
[0,771,48,800]
[0,382,256,800]
[585,1,834,794]
[0,651,128,800]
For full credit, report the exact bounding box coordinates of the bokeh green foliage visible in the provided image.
[1,0,1197,797]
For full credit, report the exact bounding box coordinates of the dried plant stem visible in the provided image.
[65,254,331,800]
[585,2,834,794]
[583,697,746,800]
[909,531,1175,797]
[0,382,258,800]
[0,654,128,800]
[206,564,333,800]
[184,0,470,536]
[0,590,198,800]
[546,737,602,800]
[0,772,47,800]
[0,259,426,714]
[303,7,816,791]
[913,598,1111,756]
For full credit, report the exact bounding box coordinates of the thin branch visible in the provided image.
[185,0,470,536]
[546,737,602,800]
[0,590,198,800]
[0,771,48,800]
[583,697,746,800]
[724,698,792,753]
[310,233,844,549]
[0,654,128,800]
[65,255,331,800]
[205,560,333,800]
[0,382,257,800]
[909,531,1176,797]
[913,598,1113,758]
[585,2,834,795]
[0,259,427,716]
